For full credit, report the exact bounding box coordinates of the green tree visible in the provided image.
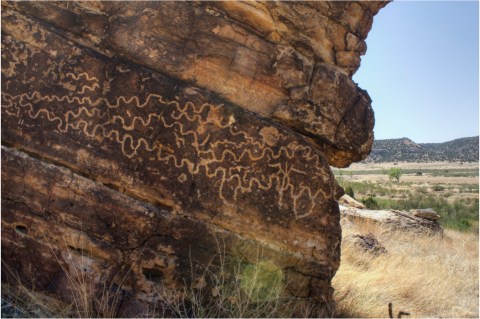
[387,167,403,183]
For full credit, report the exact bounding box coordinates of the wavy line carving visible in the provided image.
[1,35,328,219]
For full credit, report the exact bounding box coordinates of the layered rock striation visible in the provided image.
[1,1,387,316]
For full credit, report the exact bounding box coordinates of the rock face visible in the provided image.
[1,1,387,316]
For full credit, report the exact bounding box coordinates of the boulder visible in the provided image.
[1,1,388,316]
[410,208,441,221]
[340,206,443,235]
[344,233,388,255]
[338,194,367,209]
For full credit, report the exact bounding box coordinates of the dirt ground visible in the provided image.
[334,162,479,204]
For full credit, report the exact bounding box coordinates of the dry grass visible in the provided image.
[333,220,479,318]
[1,235,132,318]
[1,282,74,318]
[3,222,477,318]
[3,227,478,318]
[156,258,300,318]
[1,240,325,318]
[149,242,327,318]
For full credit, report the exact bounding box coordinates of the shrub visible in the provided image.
[432,185,445,192]
[362,196,380,210]
[416,187,428,194]
[344,185,355,199]
[387,167,403,183]
[459,219,472,230]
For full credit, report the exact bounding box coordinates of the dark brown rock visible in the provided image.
[344,233,388,255]
[1,1,388,316]
[3,145,337,316]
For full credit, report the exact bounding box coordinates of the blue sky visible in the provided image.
[354,0,479,143]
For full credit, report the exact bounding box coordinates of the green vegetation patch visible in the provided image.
[338,179,479,232]
[333,168,479,177]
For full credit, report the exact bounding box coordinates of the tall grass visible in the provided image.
[1,240,324,318]
[334,220,479,318]
[1,236,131,318]
[155,255,320,318]
[1,284,72,318]
[3,223,477,318]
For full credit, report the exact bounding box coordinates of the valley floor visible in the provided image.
[333,161,479,231]
[337,161,478,185]
[348,161,479,171]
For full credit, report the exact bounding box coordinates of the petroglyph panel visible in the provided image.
[2,27,338,226]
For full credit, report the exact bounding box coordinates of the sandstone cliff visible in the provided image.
[1,1,387,316]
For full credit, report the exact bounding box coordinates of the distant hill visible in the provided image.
[365,136,479,162]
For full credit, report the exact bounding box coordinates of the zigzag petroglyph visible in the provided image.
[2,84,326,219]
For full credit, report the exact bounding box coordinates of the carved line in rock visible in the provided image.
[2,79,325,220]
